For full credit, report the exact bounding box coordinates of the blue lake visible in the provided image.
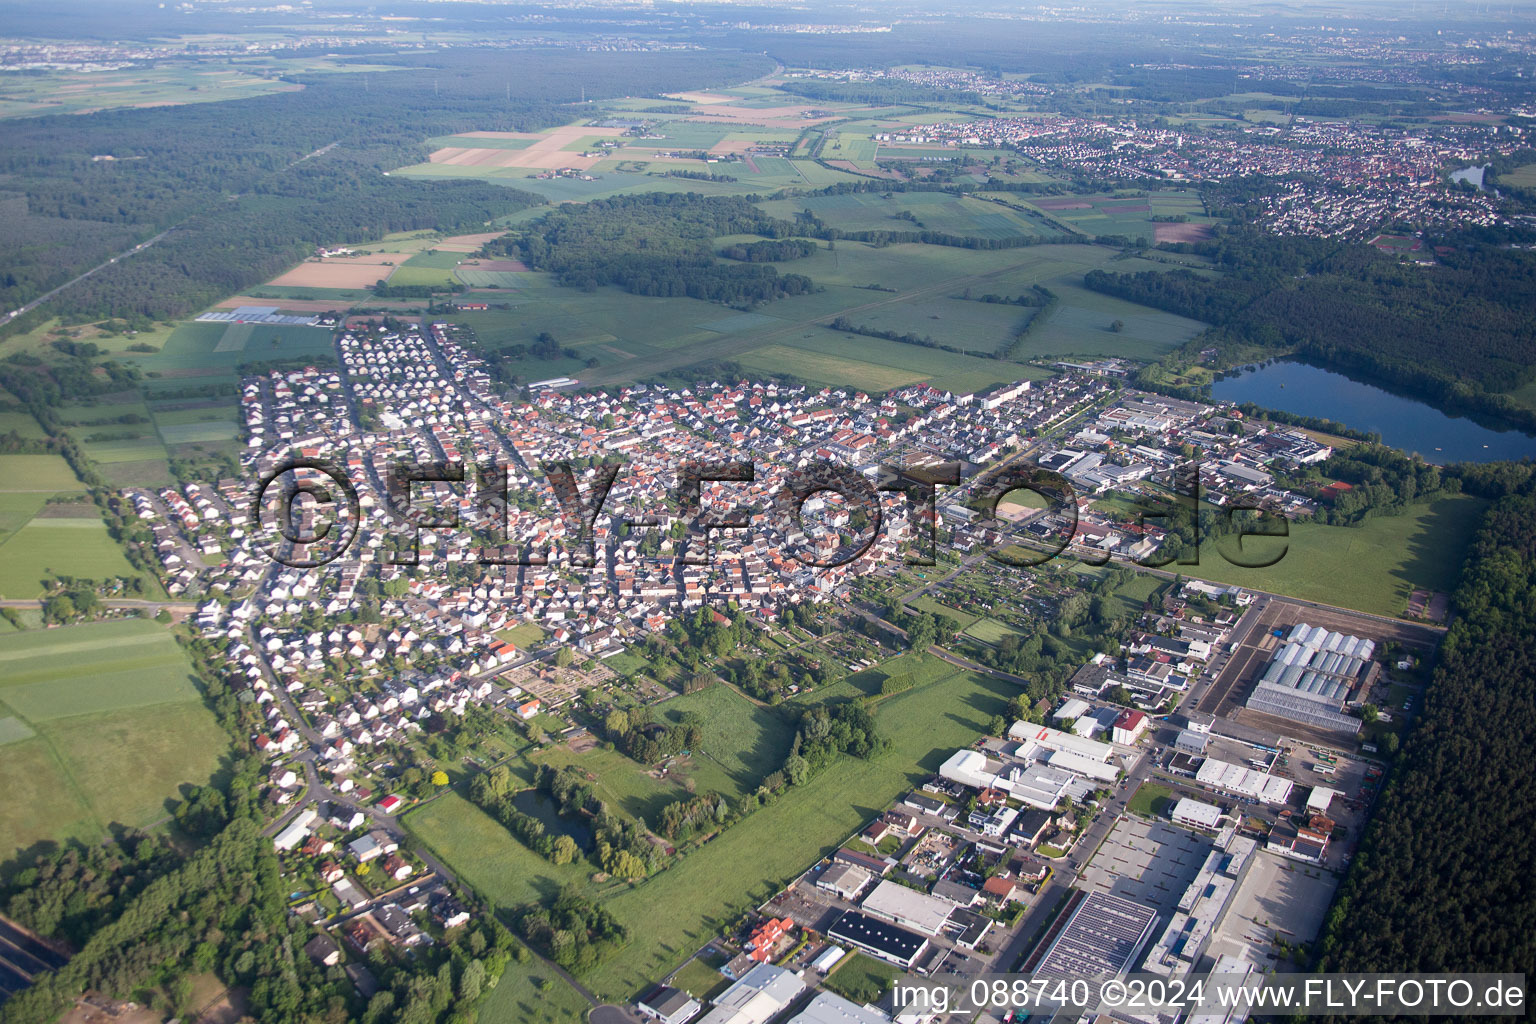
[1211,360,1536,464]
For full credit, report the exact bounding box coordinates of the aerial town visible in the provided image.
[91,312,1435,1022]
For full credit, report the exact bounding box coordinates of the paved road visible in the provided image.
[0,598,198,612]
[2,230,173,326]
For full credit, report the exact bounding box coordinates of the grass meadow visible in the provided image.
[0,619,229,859]
[1179,494,1485,616]
[407,649,1017,1004]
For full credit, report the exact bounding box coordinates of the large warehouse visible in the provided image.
[1033,890,1159,980]
[1245,624,1376,734]
[827,911,930,970]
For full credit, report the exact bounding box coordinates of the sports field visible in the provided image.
[1179,494,1485,617]
[0,619,229,859]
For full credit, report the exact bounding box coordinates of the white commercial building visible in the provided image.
[1196,758,1294,805]
[1144,836,1258,979]
[860,879,955,936]
[1306,786,1341,815]
[788,991,891,1024]
[1008,722,1116,763]
[1171,797,1223,831]
[939,749,1075,810]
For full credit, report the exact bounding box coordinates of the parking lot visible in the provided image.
[1078,817,1213,912]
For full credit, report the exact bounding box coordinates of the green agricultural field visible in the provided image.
[418,657,1015,1003]
[0,493,50,538]
[533,744,690,824]
[456,269,529,288]
[907,596,981,628]
[964,617,1028,644]
[0,411,46,438]
[0,513,157,598]
[0,619,228,859]
[0,454,85,492]
[0,56,399,119]
[443,235,1203,389]
[386,265,461,288]
[403,249,470,270]
[737,345,927,392]
[130,321,335,373]
[1179,494,1486,617]
[578,665,1014,1000]
[99,459,175,488]
[474,954,592,1024]
[1497,162,1536,189]
[403,791,593,908]
[758,191,1051,239]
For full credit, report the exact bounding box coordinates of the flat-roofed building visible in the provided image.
[696,963,805,1024]
[1196,758,1294,805]
[787,990,891,1024]
[860,879,954,936]
[1171,797,1223,831]
[827,910,929,970]
[1034,890,1159,980]
[1144,835,1258,979]
[817,862,872,901]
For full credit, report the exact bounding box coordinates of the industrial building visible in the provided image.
[860,880,955,936]
[1245,624,1377,734]
[1195,758,1294,805]
[1143,834,1258,978]
[1008,721,1117,762]
[696,963,805,1024]
[638,986,703,1024]
[939,749,1077,810]
[1033,890,1159,980]
[817,863,872,901]
[788,991,891,1024]
[827,911,930,970]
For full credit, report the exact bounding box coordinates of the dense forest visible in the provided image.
[495,193,816,304]
[0,48,772,330]
[1317,486,1536,975]
[1084,231,1536,429]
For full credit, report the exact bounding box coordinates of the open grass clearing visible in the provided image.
[1128,782,1176,819]
[1179,495,1484,617]
[662,683,795,798]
